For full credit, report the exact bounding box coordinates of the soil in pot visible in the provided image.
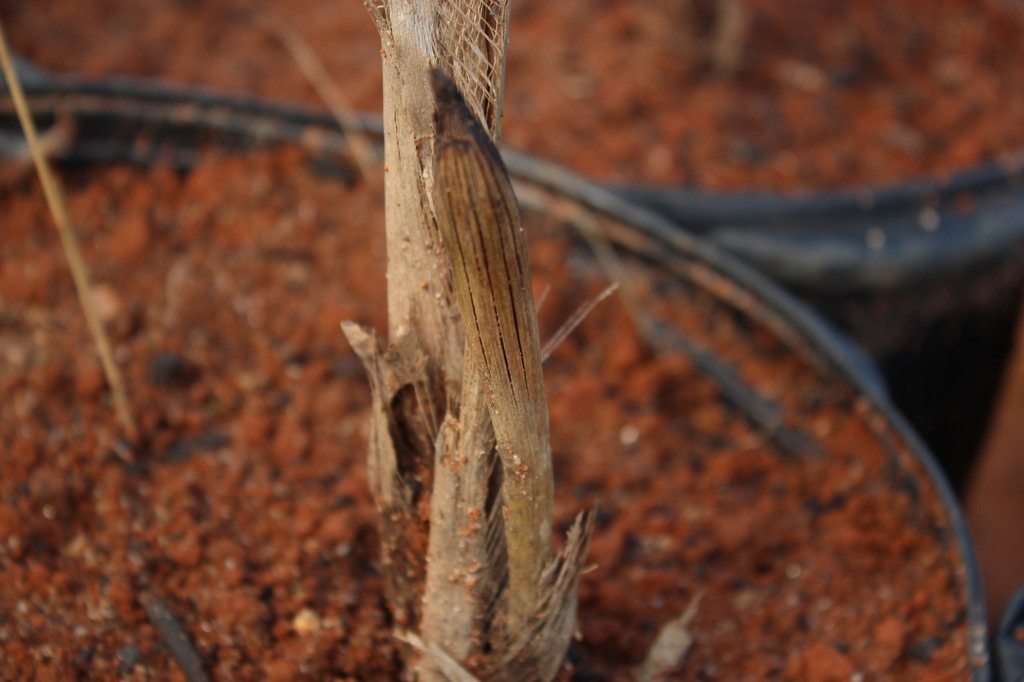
[0,146,972,680]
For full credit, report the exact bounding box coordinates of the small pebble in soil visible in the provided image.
[118,645,142,676]
[727,140,767,164]
[909,636,945,663]
[292,607,321,635]
[147,352,189,386]
[162,432,231,462]
[787,641,855,682]
[91,284,123,324]
[75,364,106,399]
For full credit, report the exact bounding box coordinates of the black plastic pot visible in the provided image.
[0,75,1004,680]
[614,168,1024,492]
[997,587,1024,682]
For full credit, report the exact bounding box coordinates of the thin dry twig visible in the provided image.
[709,0,749,77]
[541,282,620,362]
[634,592,703,682]
[514,183,657,349]
[0,17,138,442]
[139,589,210,682]
[397,631,485,682]
[259,17,378,178]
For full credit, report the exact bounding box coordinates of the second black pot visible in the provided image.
[616,165,1024,491]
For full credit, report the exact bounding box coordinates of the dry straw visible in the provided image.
[259,17,378,178]
[0,17,138,442]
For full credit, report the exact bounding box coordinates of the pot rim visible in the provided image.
[11,61,1024,294]
[612,176,1024,294]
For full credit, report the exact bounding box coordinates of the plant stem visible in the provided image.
[357,5,588,679]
